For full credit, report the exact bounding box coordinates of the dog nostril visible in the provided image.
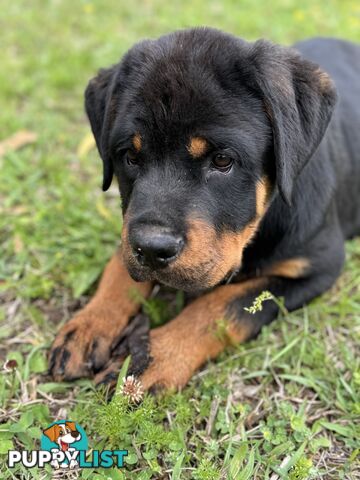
[131,229,184,268]
[71,431,79,438]
[135,247,146,265]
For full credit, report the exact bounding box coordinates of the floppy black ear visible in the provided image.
[84,65,118,191]
[249,40,337,205]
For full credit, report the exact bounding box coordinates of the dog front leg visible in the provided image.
[49,250,152,380]
[97,264,340,391]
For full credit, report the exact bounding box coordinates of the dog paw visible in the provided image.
[49,307,128,381]
[138,328,195,391]
[96,325,195,393]
[96,317,208,394]
[94,313,151,388]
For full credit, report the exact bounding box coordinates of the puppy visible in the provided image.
[43,422,81,450]
[49,28,360,391]
[43,422,81,468]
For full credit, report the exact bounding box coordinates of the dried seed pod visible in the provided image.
[120,375,144,403]
[3,359,18,372]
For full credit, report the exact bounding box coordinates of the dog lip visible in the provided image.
[125,256,224,291]
[127,264,154,282]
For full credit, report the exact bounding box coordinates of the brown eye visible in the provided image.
[126,149,138,166]
[212,153,233,172]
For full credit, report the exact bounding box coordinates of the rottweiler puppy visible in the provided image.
[50,28,360,391]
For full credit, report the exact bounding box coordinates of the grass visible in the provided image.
[0,0,360,478]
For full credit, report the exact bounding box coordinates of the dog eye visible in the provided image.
[126,149,138,166]
[211,153,233,172]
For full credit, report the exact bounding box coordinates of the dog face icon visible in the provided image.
[43,421,81,451]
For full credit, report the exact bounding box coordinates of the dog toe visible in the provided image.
[94,313,151,390]
[94,359,123,388]
[49,313,117,381]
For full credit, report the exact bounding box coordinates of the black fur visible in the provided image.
[85,28,360,338]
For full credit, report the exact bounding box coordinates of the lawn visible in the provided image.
[0,1,359,479]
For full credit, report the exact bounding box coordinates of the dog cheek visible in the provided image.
[211,177,273,279]
[172,219,217,271]
[171,220,240,287]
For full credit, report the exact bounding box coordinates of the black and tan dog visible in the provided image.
[49,28,360,391]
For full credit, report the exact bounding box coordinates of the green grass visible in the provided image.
[1,1,360,478]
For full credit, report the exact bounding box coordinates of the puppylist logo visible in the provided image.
[8,420,128,470]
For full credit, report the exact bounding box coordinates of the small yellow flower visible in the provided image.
[244,291,274,315]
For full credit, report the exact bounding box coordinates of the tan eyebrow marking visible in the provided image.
[132,133,142,152]
[187,137,208,158]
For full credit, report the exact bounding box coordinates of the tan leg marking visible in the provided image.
[50,250,152,380]
[139,278,267,390]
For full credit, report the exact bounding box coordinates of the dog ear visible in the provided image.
[65,421,76,431]
[43,424,61,442]
[248,40,337,205]
[84,65,118,191]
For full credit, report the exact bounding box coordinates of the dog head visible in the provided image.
[43,422,81,451]
[85,28,336,291]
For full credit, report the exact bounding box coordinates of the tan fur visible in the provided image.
[140,278,267,389]
[132,133,142,152]
[264,258,310,279]
[172,177,271,286]
[51,250,152,380]
[187,137,208,158]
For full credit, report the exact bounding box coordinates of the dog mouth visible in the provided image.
[60,440,69,451]
[126,256,230,291]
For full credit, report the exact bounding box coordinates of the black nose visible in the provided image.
[70,430,79,438]
[130,227,184,269]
